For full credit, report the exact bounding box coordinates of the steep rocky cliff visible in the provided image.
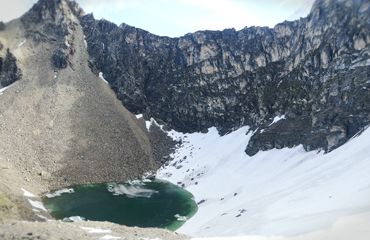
[0,42,22,88]
[0,50,21,88]
[0,19,22,89]
[80,0,370,155]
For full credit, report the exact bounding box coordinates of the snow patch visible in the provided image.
[145,120,151,130]
[175,214,188,221]
[107,184,158,198]
[145,118,164,131]
[45,188,74,198]
[99,72,109,84]
[269,115,286,126]
[63,216,85,222]
[0,84,14,95]
[36,214,48,220]
[127,179,145,185]
[99,235,121,240]
[21,188,36,198]
[139,238,163,240]
[80,227,112,234]
[192,238,272,240]
[18,39,26,47]
[28,199,47,212]
[83,35,88,48]
[135,114,143,119]
[157,124,370,237]
[191,238,284,240]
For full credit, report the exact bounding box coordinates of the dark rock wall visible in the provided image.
[0,22,5,31]
[21,0,79,70]
[0,48,22,88]
[79,0,370,155]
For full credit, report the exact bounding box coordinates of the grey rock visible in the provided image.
[21,0,76,70]
[0,22,5,31]
[51,48,68,69]
[78,0,370,156]
[0,49,22,88]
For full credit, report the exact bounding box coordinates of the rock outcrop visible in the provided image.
[0,22,5,31]
[21,0,79,70]
[0,48,22,88]
[79,0,370,155]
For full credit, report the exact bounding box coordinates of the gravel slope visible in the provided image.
[0,220,188,240]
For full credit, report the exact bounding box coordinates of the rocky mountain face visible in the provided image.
[21,0,83,70]
[0,22,21,88]
[78,0,370,156]
[0,48,21,88]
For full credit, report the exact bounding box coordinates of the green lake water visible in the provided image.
[43,179,198,230]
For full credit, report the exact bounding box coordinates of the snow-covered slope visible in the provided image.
[156,124,370,237]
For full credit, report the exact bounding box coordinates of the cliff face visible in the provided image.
[79,0,370,155]
[0,48,21,88]
[0,23,21,89]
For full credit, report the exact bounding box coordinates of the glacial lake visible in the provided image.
[43,179,197,230]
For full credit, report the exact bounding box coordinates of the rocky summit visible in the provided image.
[79,0,370,155]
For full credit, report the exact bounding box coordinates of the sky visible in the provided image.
[0,0,315,37]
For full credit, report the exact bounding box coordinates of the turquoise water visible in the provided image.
[42,179,197,230]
